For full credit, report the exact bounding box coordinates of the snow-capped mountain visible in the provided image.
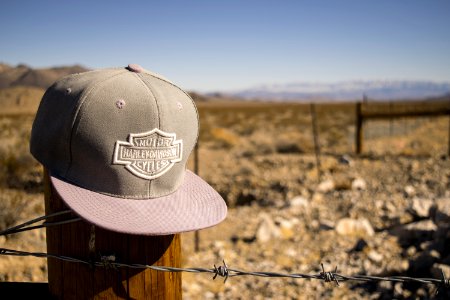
[228,80,450,101]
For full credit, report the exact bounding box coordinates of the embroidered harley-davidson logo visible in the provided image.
[113,129,183,180]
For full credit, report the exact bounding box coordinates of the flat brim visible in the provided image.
[50,170,227,235]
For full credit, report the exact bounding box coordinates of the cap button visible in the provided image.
[127,64,144,73]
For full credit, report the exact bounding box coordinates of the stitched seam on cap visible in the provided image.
[131,72,161,198]
[66,70,128,176]
[143,73,200,146]
[137,73,199,197]
[133,73,161,128]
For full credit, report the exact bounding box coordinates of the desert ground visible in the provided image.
[0,91,449,299]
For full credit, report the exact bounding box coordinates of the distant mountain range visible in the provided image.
[0,63,89,89]
[1,64,450,102]
[226,81,450,101]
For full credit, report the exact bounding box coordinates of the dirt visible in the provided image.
[0,101,449,299]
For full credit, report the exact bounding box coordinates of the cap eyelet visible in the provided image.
[66,88,72,95]
[116,99,126,109]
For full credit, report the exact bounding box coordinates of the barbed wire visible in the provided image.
[0,247,448,294]
[0,210,81,236]
[1,213,449,295]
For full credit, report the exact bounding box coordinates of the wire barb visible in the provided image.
[213,260,229,283]
[320,263,340,286]
[436,268,450,295]
[100,254,117,270]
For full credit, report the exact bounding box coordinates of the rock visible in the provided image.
[368,250,383,263]
[335,218,375,237]
[351,178,367,191]
[312,193,324,202]
[403,185,416,198]
[278,219,295,240]
[338,155,352,165]
[384,259,409,274]
[363,259,373,273]
[289,196,309,208]
[374,199,383,210]
[432,197,450,224]
[393,282,404,298]
[415,288,428,298]
[408,198,433,218]
[310,219,320,230]
[285,248,297,257]
[419,241,435,251]
[317,179,335,193]
[378,280,393,291]
[256,214,279,243]
[288,196,309,214]
[212,241,226,257]
[406,246,417,257]
[430,249,441,260]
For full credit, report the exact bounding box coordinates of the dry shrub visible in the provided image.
[0,116,42,192]
[210,127,241,148]
[0,147,42,192]
[247,130,275,155]
[275,140,303,154]
[0,190,28,233]
[274,130,305,154]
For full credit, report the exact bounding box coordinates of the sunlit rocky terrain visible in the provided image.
[0,80,449,299]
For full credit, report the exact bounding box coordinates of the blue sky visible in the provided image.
[1,0,450,92]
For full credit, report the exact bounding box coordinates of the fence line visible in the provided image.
[0,213,449,294]
[0,210,80,236]
[355,99,450,154]
[0,247,448,294]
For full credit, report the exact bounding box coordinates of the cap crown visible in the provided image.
[31,67,198,198]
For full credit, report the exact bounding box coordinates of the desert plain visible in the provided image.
[0,83,449,299]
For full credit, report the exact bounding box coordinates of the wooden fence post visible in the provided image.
[43,169,182,299]
[355,102,363,154]
[447,113,450,157]
[309,103,322,182]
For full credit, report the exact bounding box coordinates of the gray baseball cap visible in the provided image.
[30,64,227,235]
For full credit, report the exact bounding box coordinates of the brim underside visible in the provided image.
[50,170,227,235]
